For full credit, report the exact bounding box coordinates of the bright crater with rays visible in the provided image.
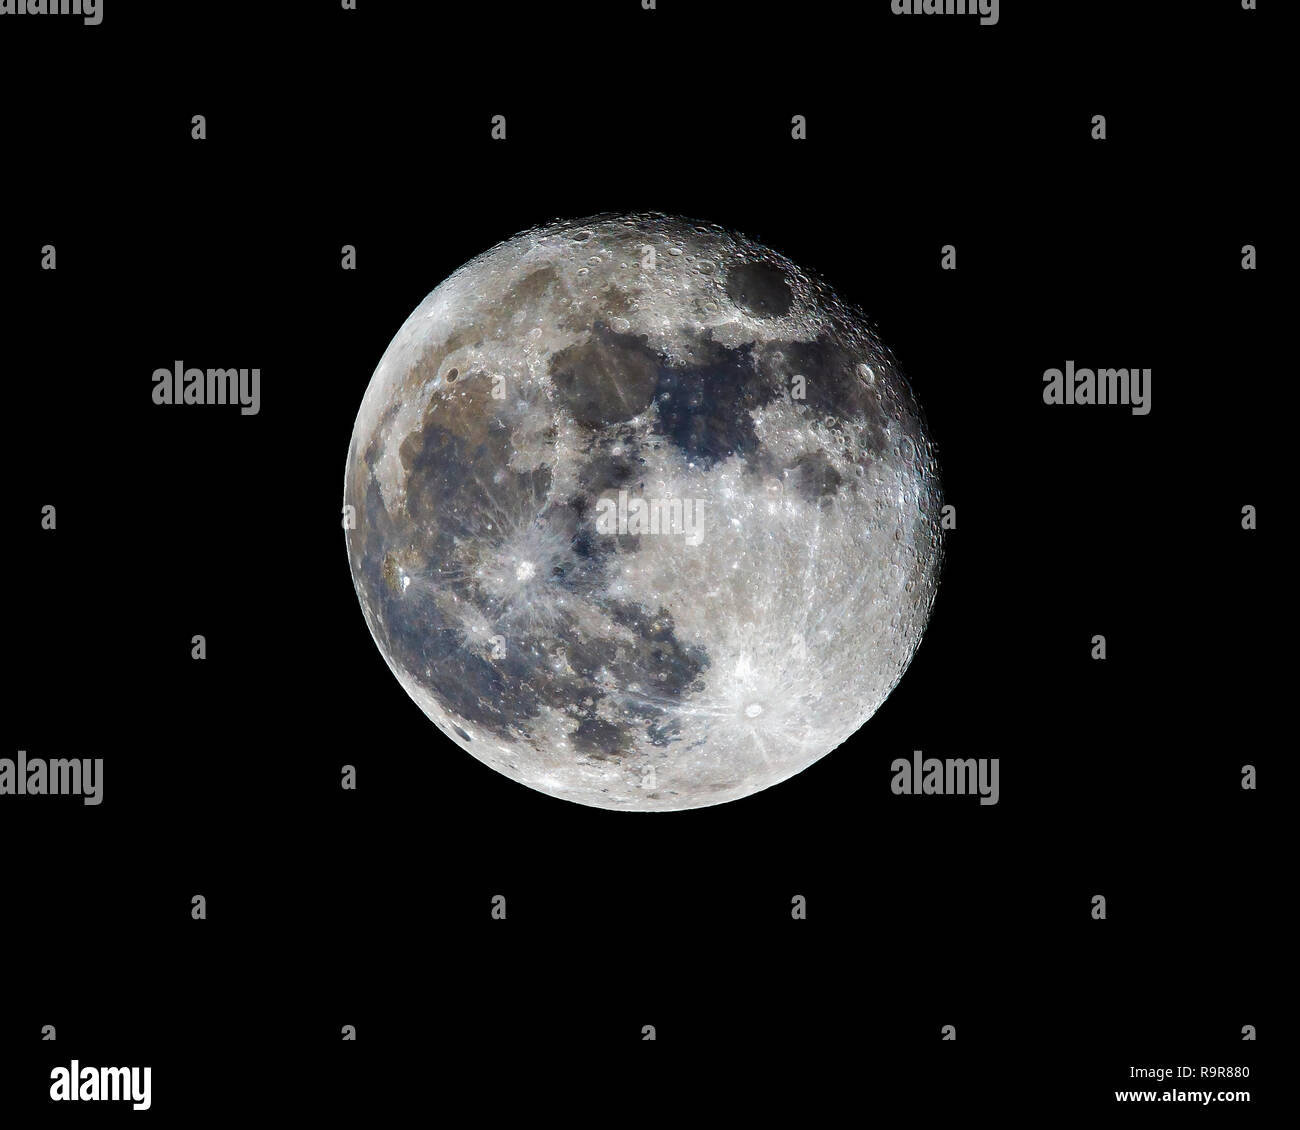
[344,213,943,811]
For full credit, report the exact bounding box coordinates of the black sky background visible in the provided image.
[1,0,1281,1118]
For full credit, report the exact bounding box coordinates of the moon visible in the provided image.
[343,213,943,811]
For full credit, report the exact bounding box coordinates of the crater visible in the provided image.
[725,260,793,318]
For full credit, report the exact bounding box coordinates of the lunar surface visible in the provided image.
[344,214,943,811]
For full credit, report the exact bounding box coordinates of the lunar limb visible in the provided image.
[344,213,943,811]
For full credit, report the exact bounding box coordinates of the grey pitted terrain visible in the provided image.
[344,213,943,810]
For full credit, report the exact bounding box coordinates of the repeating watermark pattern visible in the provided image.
[0,0,101,23]
[49,1062,150,1110]
[594,489,705,547]
[1042,361,1152,415]
[152,361,261,415]
[891,752,999,805]
[0,752,103,805]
